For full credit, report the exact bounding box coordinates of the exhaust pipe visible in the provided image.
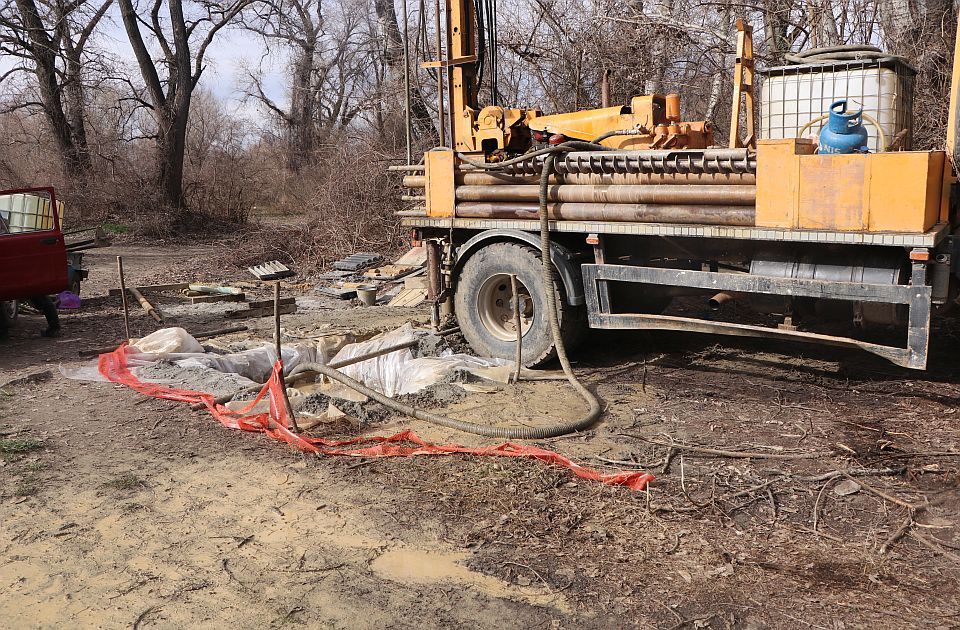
[709,291,740,311]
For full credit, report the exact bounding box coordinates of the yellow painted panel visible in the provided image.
[798,155,869,231]
[755,138,814,228]
[868,152,944,232]
[425,149,456,218]
[759,146,945,233]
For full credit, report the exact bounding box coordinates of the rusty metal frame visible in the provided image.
[581,263,932,369]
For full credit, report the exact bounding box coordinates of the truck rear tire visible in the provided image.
[454,242,586,367]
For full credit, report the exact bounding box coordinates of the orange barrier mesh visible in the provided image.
[98,347,654,490]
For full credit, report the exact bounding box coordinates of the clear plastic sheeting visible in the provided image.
[176,343,319,382]
[63,325,511,398]
[333,324,511,396]
[131,327,205,354]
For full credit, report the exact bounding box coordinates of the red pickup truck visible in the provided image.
[0,187,68,320]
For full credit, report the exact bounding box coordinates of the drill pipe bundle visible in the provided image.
[455,202,756,226]
[455,184,756,206]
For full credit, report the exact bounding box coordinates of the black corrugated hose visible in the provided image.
[784,44,907,65]
[291,139,614,439]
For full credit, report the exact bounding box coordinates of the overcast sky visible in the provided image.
[93,9,292,122]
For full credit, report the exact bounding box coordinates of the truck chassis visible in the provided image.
[406,216,954,370]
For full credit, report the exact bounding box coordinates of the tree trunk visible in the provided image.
[156,103,190,210]
[14,0,88,177]
[288,46,317,171]
[61,39,92,173]
[878,0,919,49]
[372,0,438,141]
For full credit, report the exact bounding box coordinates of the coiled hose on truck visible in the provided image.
[784,44,907,65]
[283,140,613,439]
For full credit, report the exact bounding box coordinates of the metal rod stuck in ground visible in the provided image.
[117,256,131,341]
[275,281,301,433]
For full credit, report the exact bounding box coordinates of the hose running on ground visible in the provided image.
[269,139,613,439]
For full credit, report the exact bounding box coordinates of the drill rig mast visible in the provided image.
[416,0,715,157]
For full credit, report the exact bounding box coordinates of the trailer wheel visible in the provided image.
[455,242,585,367]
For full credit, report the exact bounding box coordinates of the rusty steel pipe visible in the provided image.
[402,172,757,189]
[709,292,738,311]
[455,202,755,226]
[425,240,441,301]
[455,184,755,205]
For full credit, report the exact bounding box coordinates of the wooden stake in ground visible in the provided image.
[274,281,301,433]
[117,256,131,341]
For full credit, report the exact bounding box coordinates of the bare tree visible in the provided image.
[374,0,436,140]
[244,0,374,170]
[117,0,250,210]
[0,0,111,177]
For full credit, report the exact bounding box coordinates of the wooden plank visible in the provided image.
[108,282,190,297]
[394,246,428,266]
[387,287,427,307]
[404,276,427,290]
[363,264,417,280]
[186,292,246,304]
[244,296,295,309]
[226,303,297,319]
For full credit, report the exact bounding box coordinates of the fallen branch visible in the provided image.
[910,531,960,563]
[132,605,160,630]
[848,474,918,510]
[624,434,833,460]
[881,514,914,554]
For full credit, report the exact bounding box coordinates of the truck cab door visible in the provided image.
[0,188,68,301]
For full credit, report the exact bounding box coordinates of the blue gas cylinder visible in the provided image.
[818,100,869,154]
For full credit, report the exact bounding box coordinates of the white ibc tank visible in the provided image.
[760,58,915,153]
[0,192,59,232]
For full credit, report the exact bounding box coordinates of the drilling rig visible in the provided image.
[394,6,960,372]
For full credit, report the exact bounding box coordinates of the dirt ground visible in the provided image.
[1,241,959,629]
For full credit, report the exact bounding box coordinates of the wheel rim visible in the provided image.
[476,274,534,342]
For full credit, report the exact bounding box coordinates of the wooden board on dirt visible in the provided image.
[387,287,427,307]
[404,276,427,289]
[244,296,296,309]
[363,265,418,281]
[394,246,428,267]
[184,292,246,304]
[108,282,190,297]
[318,287,358,299]
[226,303,297,319]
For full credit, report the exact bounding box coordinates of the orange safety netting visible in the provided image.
[98,346,654,490]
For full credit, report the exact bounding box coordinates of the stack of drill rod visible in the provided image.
[401,148,758,227]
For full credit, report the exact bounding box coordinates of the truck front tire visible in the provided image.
[454,242,586,367]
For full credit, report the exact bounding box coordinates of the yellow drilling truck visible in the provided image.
[394,9,960,371]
